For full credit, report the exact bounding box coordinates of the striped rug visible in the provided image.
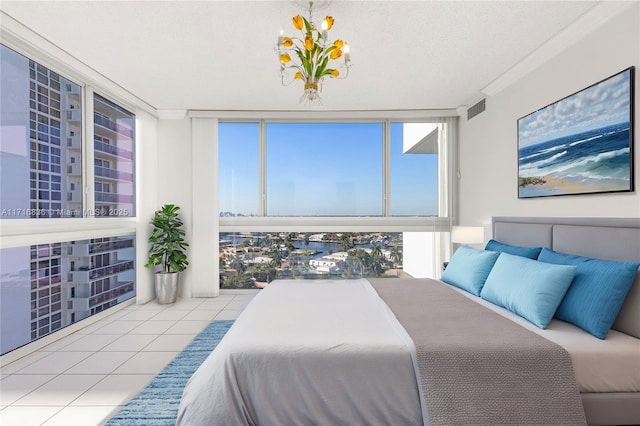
[105,320,234,426]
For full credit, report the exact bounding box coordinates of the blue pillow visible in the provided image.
[485,239,542,259]
[480,253,576,329]
[441,246,500,296]
[538,248,640,339]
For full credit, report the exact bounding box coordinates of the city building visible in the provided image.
[92,94,135,217]
[0,46,136,355]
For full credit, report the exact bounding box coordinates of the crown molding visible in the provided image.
[157,109,188,120]
[187,109,459,120]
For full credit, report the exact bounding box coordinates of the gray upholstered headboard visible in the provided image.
[491,217,640,339]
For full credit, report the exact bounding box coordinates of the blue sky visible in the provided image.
[518,68,632,148]
[218,122,438,216]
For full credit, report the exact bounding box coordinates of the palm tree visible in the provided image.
[339,233,354,252]
[230,258,246,274]
[348,249,371,273]
[390,245,402,274]
[284,232,295,251]
[369,244,385,276]
[324,232,337,243]
[268,245,283,268]
[343,258,363,278]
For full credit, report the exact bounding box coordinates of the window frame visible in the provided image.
[0,44,138,249]
[218,116,456,234]
[0,18,154,361]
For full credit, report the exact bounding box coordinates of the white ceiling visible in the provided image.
[1,0,600,112]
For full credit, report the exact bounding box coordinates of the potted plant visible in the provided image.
[144,204,189,304]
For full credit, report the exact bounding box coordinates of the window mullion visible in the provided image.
[383,120,391,216]
[83,86,95,217]
[259,120,267,216]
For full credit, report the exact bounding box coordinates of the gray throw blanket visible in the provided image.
[369,278,586,426]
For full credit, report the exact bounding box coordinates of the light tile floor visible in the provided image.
[0,292,258,426]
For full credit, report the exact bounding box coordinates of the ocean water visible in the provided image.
[518,122,631,196]
[220,234,385,259]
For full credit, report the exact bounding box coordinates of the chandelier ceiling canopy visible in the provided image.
[277,1,351,105]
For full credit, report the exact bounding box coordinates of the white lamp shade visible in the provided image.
[451,226,485,244]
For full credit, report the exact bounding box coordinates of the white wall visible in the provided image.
[157,118,194,297]
[191,117,219,297]
[135,109,159,303]
[157,117,219,298]
[403,232,439,278]
[458,4,640,232]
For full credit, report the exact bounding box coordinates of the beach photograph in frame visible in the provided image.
[518,67,634,198]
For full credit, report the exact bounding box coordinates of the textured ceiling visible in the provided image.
[1,0,599,111]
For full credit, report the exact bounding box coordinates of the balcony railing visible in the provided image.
[94,140,133,160]
[94,114,133,138]
[67,134,81,149]
[280,255,364,279]
[73,283,91,299]
[95,191,134,204]
[71,260,134,282]
[67,163,82,176]
[65,109,81,123]
[88,239,134,254]
[67,189,82,203]
[88,281,134,308]
[94,166,133,182]
[71,239,135,257]
[68,297,90,312]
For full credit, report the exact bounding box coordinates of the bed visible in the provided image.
[177,217,640,426]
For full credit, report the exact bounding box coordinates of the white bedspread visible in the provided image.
[176,279,425,426]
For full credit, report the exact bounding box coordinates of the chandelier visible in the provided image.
[277,1,351,104]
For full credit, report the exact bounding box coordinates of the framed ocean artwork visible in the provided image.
[517,67,634,198]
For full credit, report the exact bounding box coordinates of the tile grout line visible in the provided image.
[1,294,252,425]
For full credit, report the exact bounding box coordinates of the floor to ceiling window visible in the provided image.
[0,44,137,356]
[1,46,82,218]
[218,118,454,289]
[390,122,440,216]
[265,123,383,216]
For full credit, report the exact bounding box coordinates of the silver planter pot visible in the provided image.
[155,272,179,304]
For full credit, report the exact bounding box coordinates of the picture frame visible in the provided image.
[517,67,634,198]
